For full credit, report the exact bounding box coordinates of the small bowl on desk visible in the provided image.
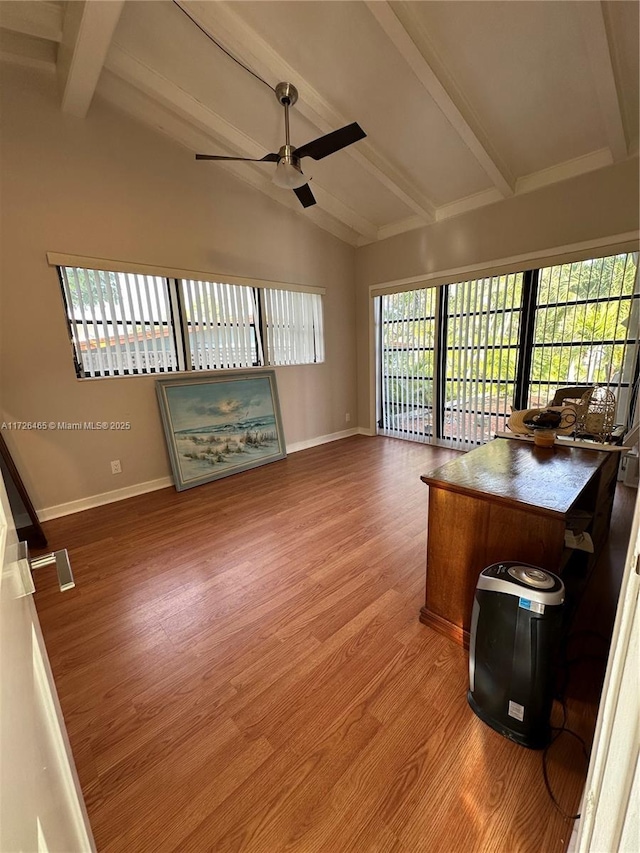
[523,410,564,448]
[531,429,557,448]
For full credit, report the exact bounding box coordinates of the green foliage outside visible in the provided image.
[444,273,522,413]
[68,268,120,311]
[382,289,437,417]
[530,254,638,393]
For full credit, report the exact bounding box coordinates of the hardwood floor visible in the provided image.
[34,435,636,853]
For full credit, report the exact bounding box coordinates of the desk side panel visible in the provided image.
[421,488,566,645]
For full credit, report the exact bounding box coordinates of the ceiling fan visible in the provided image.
[195,82,366,209]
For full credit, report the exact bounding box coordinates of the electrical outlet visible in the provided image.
[111,460,122,475]
[345,413,351,423]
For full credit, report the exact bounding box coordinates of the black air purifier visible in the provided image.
[467,561,564,749]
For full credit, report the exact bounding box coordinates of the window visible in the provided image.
[377,252,639,449]
[60,267,178,377]
[56,262,324,378]
[443,273,522,447]
[529,255,639,415]
[379,289,437,441]
[263,289,324,365]
[180,279,262,370]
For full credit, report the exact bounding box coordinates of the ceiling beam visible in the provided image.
[516,148,614,195]
[57,0,124,118]
[0,29,57,71]
[574,1,628,162]
[176,0,435,223]
[0,1,63,43]
[365,1,514,198]
[106,46,269,158]
[104,47,379,243]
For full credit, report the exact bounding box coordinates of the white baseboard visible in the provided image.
[357,427,376,437]
[38,476,173,521]
[287,427,361,453]
[37,428,374,521]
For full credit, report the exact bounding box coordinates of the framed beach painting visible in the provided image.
[156,371,286,491]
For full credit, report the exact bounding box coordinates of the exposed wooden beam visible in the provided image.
[516,148,614,195]
[574,1,628,161]
[365,1,514,198]
[176,0,435,224]
[435,189,503,223]
[101,55,377,244]
[57,0,124,118]
[106,46,269,158]
[376,215,427,242]
[0,1,63,43]
[0,29,57,71]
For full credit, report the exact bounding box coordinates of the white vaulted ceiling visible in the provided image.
[1,0,638,247]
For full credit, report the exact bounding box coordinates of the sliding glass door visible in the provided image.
[379,289,437,442]
[377,252,638,450]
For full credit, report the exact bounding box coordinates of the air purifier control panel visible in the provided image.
[507,565,556,589]
[476,562,564,606]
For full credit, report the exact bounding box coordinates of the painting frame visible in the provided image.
[156,370,287,491]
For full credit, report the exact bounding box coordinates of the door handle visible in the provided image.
[18,541,75,592]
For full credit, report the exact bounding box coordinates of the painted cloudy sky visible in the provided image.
[164,377,275,432]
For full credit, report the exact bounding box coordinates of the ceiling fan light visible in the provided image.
[273,159,308,190]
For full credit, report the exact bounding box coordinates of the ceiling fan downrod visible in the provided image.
[275,82,299,166]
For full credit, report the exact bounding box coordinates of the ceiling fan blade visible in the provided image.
[295,123,366,161]
[293,184,316,208]
[195,153,279,162]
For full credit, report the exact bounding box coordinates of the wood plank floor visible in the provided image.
[34,435,636,853]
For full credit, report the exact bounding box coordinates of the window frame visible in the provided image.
[52,257,325,379]
[57,267,182,378]
[377,251,639,448]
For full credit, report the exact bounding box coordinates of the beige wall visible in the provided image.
[0,64,357,512]
[355,158,640,429]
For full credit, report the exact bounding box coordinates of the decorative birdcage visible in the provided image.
[576,387,616,441]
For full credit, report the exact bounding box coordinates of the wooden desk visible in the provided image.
[420,438,618,647]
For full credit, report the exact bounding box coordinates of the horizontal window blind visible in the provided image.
[180,280,262,370]
[379,289,437,442]
[263,289,324,365]
[60,267,177,377]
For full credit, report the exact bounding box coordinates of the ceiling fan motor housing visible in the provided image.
[278,144,300,166]
[275,82,298,107]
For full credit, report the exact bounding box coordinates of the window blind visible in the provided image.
[379,289,437,442]
[58,261,326,378]
[180,279,263,370]
[263,289,324,365]
[443,273,523,448]
[60,267,177,377]
[377,252,638,450]
[529,254,639,422]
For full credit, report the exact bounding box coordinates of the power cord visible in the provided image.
[172,2,276,94]
[542,698,590,820]
[541,629,609,818]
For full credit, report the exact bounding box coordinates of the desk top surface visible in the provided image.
[421,437,607,516]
